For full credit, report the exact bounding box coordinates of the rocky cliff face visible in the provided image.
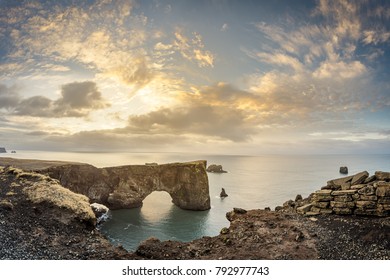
[36,160,211,211]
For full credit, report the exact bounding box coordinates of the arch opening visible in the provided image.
[140,191,174,223]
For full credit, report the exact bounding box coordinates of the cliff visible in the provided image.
[0,158,211,211]
[0,165,134,259]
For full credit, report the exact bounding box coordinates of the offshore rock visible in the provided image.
[339,166,348,174]
[2,158,210,211]
[0,147,6,153]
[220,188,228,198]
[206,164,227,173]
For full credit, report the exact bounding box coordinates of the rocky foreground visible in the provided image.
[0,159,389,260]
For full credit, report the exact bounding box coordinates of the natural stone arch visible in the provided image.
[36,160,211,211]
[105,161,211,210]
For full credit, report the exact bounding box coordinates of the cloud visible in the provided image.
[55,81,109,111]
[14,81,109,117]
[0,84,20,109]
[221,23,228,32]
[247,0,390,123]
[362,29,390,45]
[0,0,157,89]
[174,30,215,68]
[122,83,259,142]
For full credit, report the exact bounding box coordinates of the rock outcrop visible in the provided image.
[0,165,134,259]
[339,166,348,174]
[1,158,211,211]
[289,171,390,217]
[0,147,6,153]
[220,188,228,198]
[1,166,96,227]
[206,164,227,173]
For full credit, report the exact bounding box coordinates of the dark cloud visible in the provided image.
[44,130,191,152]
[126,105,255,141]
[121,83,260,142]
[0,84,20,109]
[14,81,109,117]
[56,81,107,109]
[14,96,53,117]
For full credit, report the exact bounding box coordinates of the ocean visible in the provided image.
[1,151,389,251]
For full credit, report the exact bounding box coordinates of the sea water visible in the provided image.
[2,151,389,251]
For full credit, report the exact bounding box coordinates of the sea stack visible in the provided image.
[0,147,6,153]
[220,188,228,198]
[206,164,227,173]
[339,166,348,174]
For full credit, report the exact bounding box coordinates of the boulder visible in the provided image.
[220,188,228,198]
[331,190,357,196]
[233,207,247,214]
[330,201,355,208]
[320,209,333,214]
[334,195,353,202]
[359,195,378,201]
[226,208,247,221]
[206,164,227,173]
[364,175,377,184]
[339,166,348,174]
[312,201,329,208]
[357,185,375,196]
[90,202,110,223]
[376,182,390,197]
[327,175,354,189]
[356,200,376,209]
[295,194,303,202]
[351,171,369,186]
[375,171,390,181]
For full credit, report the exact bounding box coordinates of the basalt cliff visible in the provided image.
[0,158,211,211]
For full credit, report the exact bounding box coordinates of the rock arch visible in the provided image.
[38,160,211,211]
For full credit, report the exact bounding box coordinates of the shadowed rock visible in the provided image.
[339,166,348,174]
[220,188,228,198]
[206,164,227,173]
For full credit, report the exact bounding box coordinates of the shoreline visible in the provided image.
[1,157,389,259]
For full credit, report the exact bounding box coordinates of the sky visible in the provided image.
[0,0,389,154]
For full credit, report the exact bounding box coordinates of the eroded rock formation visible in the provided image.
[1,158,211,211]
[206,164,227,173]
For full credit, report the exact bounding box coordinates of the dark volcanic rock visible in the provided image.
[339,166,348,174]
[206,164,227,173]
[1,158,211,211]
[0,165,136,260]
[220,188,228,198]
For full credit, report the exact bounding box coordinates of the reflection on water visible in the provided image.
[100,191,211,250]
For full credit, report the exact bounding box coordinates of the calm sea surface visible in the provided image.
[2,151,389,251]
